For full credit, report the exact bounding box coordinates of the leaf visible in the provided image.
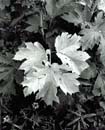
[98,36,105,66]
[98,0,105,12]
[46,0,76,17]
[62,9,84,25]
[13,42,46,73]
[21,68,47,96]
[14,34,89,105]
[0,75,16,95]
[80,11,105,50]
[0,0,10,10]
[0,53,12,64]
[80,26,102,50]
[51,63,80,94]
[0,65,14,81]
[36,71,59,105]
[22,62,80,105]
[25,14,40,32]
[93,70,105,96]
[0,54,16,95]
[45,0,56,17]
[55,32,90,75]
[62,0,95,25]
[80,62,97,79]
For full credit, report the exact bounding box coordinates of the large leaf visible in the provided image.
[55,32,90,75]
[36,69,59,105]
[13,42,46,73]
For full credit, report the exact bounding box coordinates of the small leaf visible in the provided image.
[80,62,97,79]
[100,101,105,110]
[80,27,101,50]
[0,76,16,95]
[93,71,105,96]
[0,0,10,10]
[80,11,105,51]
[25,15,40,32]
[98,0,105,12]
[98,36,105,66]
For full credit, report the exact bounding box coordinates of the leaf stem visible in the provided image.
[40,9,44,38]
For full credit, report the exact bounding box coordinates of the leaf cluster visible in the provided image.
[1,0,105,130]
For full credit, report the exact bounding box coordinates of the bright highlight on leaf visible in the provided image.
[13,32,90,105]
[98,0,105,12]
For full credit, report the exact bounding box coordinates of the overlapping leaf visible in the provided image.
[21,62,80,105]
[80,11,105,50]
[14,32,90,105]
[80,62,97,79]
[0,54,16,95]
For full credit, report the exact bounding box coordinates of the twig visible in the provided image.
[40,9,44,37]
[1,104,13,114]
[9,11,39,27]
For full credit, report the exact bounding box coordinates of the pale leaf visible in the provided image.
[36,71,59,105]
[13,42,46,73]
[98,0,105,12]
[55,32,90,75]
[51,63,80,94]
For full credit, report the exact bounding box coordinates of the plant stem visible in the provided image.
[40,10,44,38]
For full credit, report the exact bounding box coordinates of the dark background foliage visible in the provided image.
[1,0,105,130]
